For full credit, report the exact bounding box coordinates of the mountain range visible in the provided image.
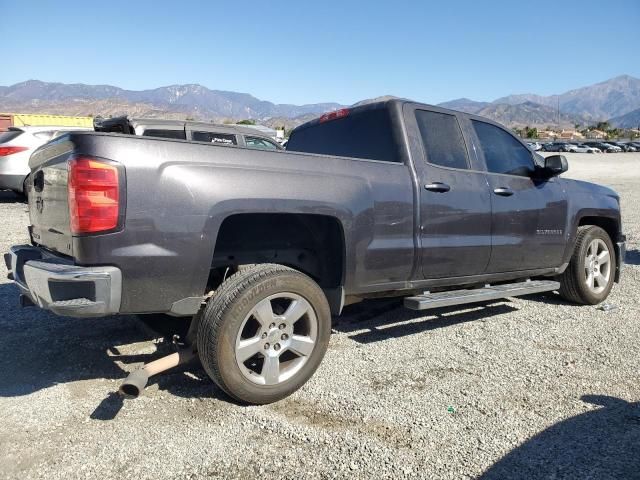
[1,75,639,130]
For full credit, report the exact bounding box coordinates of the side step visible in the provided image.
[403,280,560,311]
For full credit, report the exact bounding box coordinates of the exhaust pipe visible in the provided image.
[119,347,196,398]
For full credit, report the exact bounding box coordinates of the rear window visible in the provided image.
[142,129,186,140]
[0,130,23,144]
[287,108,399,162]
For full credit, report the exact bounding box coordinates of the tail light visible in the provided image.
[68,156,122,234]
[0,146,28,156]
[319,108,350,123]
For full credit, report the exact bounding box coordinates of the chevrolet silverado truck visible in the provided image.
[6,100,625,404]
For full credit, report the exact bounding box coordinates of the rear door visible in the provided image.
[469,119,568,272]
[406,105,492,279]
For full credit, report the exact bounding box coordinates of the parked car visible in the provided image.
[608,142,636,152]
[628,141,640,150]
[541,142,570,152]
[583,142,622,153]
[566,144,601,154]
[0,126,91,194]
[7,100,625,405]
[94,116,283,151]
[526,142,542,151]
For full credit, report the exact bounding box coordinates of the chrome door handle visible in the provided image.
[424,182,451,193]
[493,187,514,197]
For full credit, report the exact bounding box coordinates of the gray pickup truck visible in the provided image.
[6,99,625,404]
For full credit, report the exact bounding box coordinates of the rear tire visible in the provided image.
[558,226,616,304]
[197,263,331,404]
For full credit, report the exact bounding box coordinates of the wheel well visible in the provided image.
[209,213,345,290]
[578,216,619,243]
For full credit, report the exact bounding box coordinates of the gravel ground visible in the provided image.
[1,153,639,479]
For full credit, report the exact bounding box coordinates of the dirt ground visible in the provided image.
[0,152,638,479]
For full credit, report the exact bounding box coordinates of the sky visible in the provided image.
[1,0,639,106]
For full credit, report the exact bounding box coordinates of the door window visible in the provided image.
[472,121,534,177]
[415,110,469,170]
[245,136,279,150]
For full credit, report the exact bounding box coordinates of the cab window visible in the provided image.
[415,110,469,169]
[472,121,534,177]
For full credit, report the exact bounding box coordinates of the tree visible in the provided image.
[525,127,538,139]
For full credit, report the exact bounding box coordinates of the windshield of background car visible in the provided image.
[0,130,23,144]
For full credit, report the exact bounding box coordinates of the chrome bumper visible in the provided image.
[5,245,122,317]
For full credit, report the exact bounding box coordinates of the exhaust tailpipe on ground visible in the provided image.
[119,347,196,398]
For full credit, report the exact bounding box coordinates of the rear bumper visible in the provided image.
[0,173,27,192]
[5,245,122,317]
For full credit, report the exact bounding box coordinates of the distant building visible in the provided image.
[586,129,606,139]
[559,130,584,140]
[537,130,558,139]
[0,113,94,131]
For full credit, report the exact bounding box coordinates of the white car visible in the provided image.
[0,126,90,194]
[526,142,542,151]
[566,144,602,154]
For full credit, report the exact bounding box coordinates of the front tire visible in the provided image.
[558,226,616,304]
[197,264,331,404]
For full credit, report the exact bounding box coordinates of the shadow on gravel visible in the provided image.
[334,298,517,344]
[0,190,25,203]
[0,282,226,420]
[481,395,640,479]
[626,249,640,266]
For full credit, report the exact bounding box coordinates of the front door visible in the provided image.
[470,120,568,273]
[410,107,492,279]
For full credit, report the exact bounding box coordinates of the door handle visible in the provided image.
[424,182,451,193]
[493,187,514,197]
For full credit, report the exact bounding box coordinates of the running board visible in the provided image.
[403,280,560,311]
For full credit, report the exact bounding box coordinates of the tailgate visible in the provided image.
[27,138,74,256]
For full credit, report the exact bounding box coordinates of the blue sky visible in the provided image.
[1,0,638,105]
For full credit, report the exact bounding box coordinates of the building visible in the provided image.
[559,130,584,140]
[585,129,606,139]
[0,113,94,131]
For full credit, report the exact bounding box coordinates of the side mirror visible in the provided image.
[543,154,568,176]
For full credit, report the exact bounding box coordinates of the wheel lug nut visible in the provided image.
[261,332,267,339]
[281,333,288,340]
[279,323,286,330]
[264,343,270,350]
[269,323,276,329]
[274,343,281,351]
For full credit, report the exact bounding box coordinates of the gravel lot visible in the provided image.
[1,153,639,479]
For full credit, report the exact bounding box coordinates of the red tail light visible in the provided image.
[319,108,350,123]
[0,146,28,156]
[68,156,121,234]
